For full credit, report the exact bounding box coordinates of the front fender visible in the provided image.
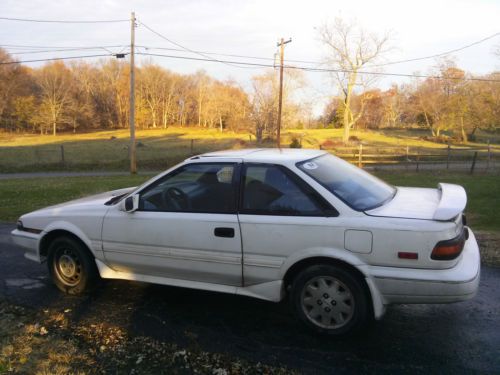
[40,221,103,259]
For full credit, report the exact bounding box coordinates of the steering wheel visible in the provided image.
[162,187,189,210]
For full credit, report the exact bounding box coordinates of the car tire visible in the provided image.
[290,264,369,335]
[47,236,99,295]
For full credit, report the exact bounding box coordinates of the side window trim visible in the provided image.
[138,162,241,214]
[238,162,339,217]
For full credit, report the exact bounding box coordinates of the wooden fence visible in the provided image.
[320,143,499,173]
[4,139,499,173]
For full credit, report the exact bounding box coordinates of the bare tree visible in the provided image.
[382,85,403,128]
[35,62,74,136]
[193,70,211,127]
[318,18,390,143]
[98,60,129,128]
[250,69,306,141]
[160,70,180,128]
[0,49,34,132]
[139,63,166,128]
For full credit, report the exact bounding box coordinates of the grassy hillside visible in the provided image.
[1,127,497,173]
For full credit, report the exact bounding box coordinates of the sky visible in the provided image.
[1,0,499,115]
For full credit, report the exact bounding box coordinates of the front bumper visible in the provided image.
[11,229,42,263]
[367,227,480,305]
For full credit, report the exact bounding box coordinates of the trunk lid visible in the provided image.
[366,183,466,221]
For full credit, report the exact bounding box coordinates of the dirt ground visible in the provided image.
[0,300,293,374]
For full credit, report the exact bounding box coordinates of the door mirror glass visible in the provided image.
[124,194,139,212]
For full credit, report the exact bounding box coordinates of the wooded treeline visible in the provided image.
[0,49,253,136]
[321,64,500,142]
[1,47,499,142]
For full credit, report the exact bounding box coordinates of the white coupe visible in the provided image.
[11,149,480,335]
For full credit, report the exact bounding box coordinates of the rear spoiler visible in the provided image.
[433,183,467,221]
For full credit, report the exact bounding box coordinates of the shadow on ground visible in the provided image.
[1,222,499,374]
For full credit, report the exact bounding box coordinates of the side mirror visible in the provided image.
[123,194,139,212]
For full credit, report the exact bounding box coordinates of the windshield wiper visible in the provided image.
[104,193,127,206]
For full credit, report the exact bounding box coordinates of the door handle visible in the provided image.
[214,227,235,238]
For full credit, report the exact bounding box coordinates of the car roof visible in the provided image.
[190,148,327,163]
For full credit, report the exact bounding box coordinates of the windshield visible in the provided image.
[297,154,396,211]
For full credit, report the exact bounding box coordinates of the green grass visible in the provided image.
[0,172,498,232]
[0,175,151,222]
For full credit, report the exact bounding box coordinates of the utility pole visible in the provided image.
[276,37,291,149]
[129,11,137,174]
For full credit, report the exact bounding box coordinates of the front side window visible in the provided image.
[297,154,396,211]
[241,164,334,216]
[139,163,237,213]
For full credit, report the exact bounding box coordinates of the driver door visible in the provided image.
[101,161,243,286]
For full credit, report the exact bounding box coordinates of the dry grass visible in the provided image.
[0,127,497,172]
[0,128,256,172]
[0,128,250,148]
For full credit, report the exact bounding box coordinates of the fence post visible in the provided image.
[470,151,478,174]
[60,145,65,165]
[358,144,363,168]
[416,149,420,172]
[487,140,491,170]
[190,139,194,155]
[404,145,408,170]
[446,143,451,170]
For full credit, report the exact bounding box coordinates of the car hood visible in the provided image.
[31,187,136,214]
[366,183,466,221]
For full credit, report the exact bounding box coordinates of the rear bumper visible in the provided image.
[367,227,480,305]
[11,229,42,263]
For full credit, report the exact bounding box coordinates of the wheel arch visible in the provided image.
[39,222,96,259]
[283,256,367,292]
[282,256,381,319]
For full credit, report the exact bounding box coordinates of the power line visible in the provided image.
[137,20,262,70]
[0,16,128,23]
[372,31,500,67]
[138,30,500,68]
[1,47,498,82]
[136,45,320,65]
[0,54,117,65]
[136,52,500,82]
[5,46,128,55]
[2,27,498,68]
[130,28,500,69]
[0,44,126,49]
[298,65,500,82]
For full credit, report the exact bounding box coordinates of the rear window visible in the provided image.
[297,154,395,211]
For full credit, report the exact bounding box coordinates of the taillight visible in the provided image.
[431,231,466,260]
